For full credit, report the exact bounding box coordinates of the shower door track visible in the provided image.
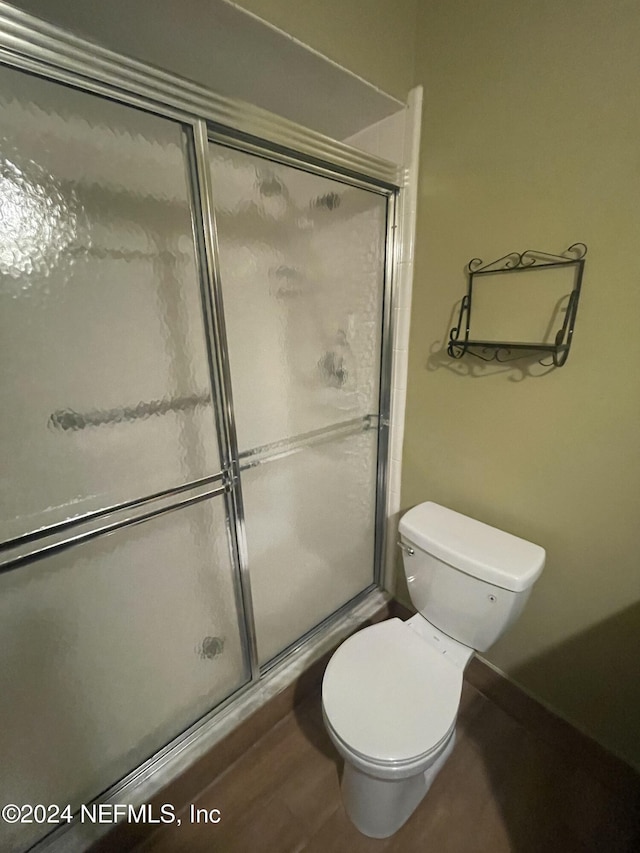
[0,5,402,851]
[0,3,400,189]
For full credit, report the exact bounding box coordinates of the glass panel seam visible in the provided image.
[0,472,226,555]
[0,481,228,576]
[182,127,230,476]
[189,119,260,681]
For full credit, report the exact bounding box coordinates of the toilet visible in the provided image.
[322,501,545,839]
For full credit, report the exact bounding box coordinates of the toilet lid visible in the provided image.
[322,618,463,763]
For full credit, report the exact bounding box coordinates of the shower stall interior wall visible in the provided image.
[0,10,398,852]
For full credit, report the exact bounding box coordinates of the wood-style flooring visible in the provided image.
[134,682,640,852]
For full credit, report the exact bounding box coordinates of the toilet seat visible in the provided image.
[324,707,455,771]
[322,618,463,765]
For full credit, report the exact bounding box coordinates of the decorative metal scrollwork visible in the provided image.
[448,244,586,368]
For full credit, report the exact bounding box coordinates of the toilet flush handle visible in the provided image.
[397,540,415,556]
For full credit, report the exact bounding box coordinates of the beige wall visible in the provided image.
[403,0,640,768]
[234,0,418,99]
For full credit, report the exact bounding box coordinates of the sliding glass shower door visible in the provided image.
[209,143,388,664]
[0,65,249,853]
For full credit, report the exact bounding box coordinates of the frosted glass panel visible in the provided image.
[0,66,220,542]
[0,497,247,853]
[209,143,387,451]
[243,430,378,664]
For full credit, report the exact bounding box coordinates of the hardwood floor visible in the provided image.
[134,682,640,853]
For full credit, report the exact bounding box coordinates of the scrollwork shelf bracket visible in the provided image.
[447,243,587,368]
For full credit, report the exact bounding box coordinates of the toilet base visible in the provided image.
[341,731,456,839]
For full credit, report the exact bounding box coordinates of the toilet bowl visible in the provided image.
[322,501,545,838]
[322,615,472,838]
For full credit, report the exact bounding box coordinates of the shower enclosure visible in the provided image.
[0,6,399,851]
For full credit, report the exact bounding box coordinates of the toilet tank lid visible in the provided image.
[398,502,545,592]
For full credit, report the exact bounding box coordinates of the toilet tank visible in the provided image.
[398,502,545,652]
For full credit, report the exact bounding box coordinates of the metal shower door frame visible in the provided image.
[203,127,399,673]
[0,3,401,848]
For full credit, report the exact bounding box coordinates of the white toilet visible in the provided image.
[322,501,545,839]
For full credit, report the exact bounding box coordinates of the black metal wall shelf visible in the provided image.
[448,243,587,367]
